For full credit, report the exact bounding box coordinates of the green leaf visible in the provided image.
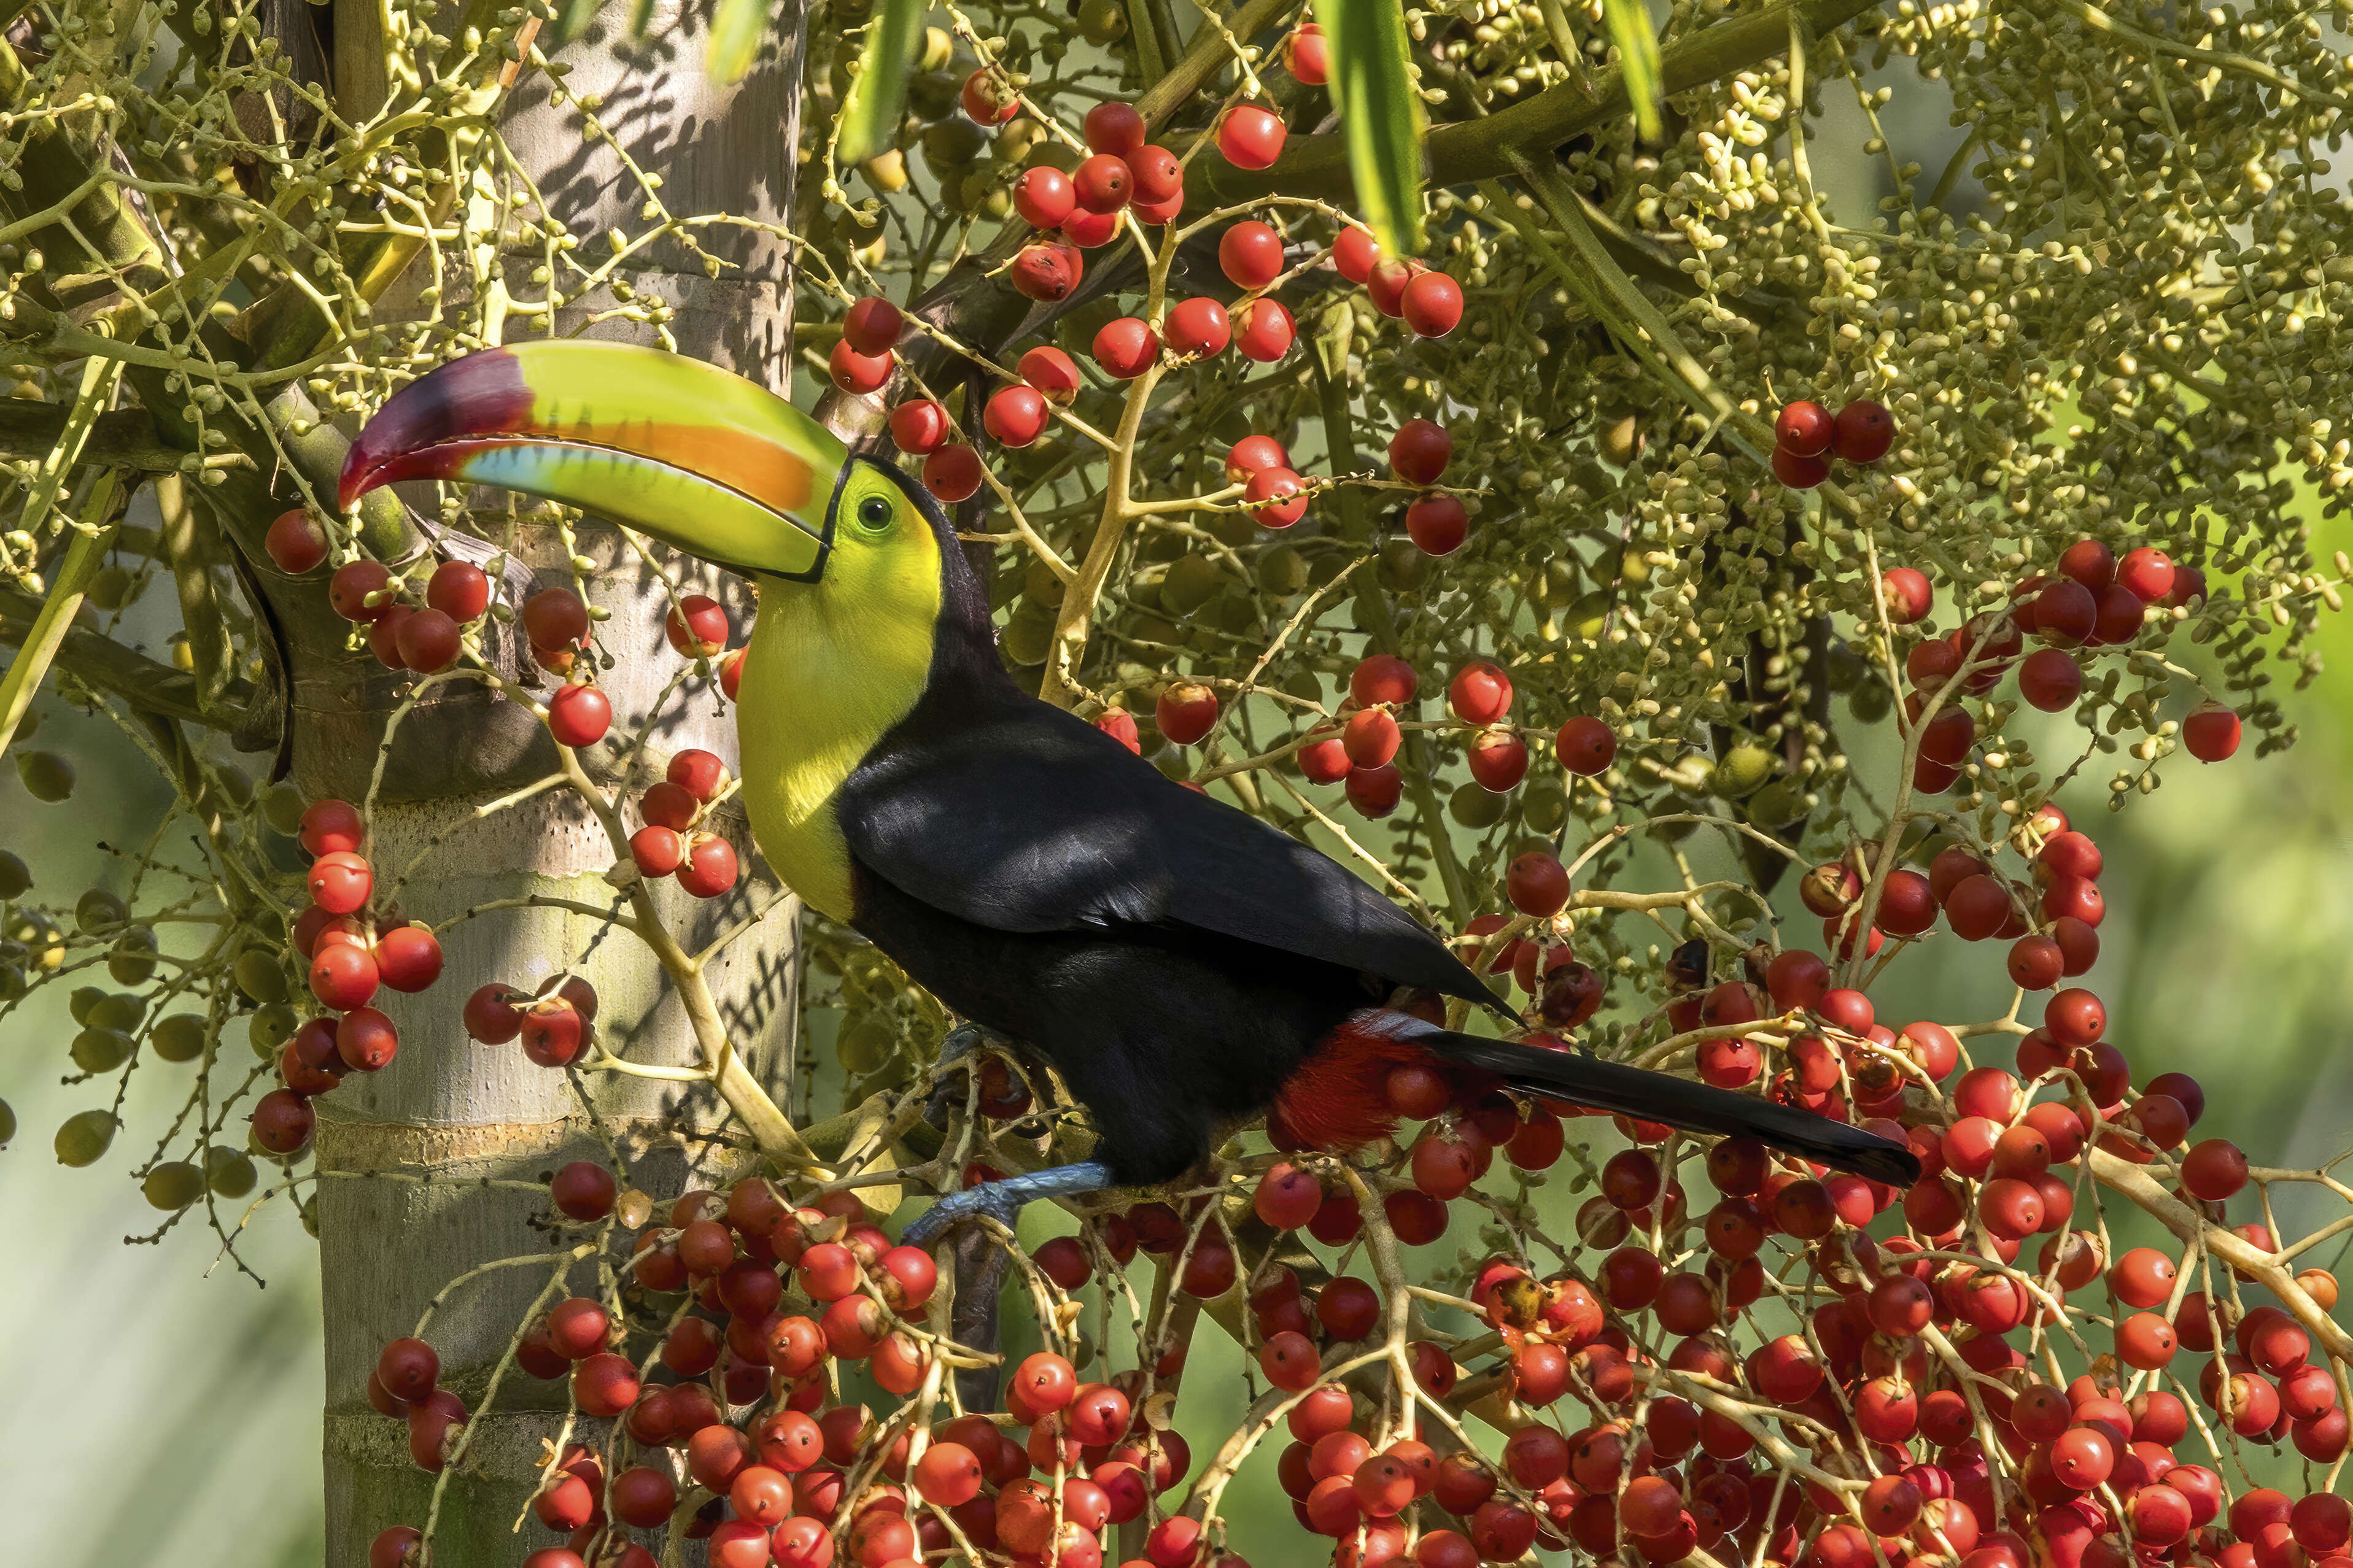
[1603,0,1665,142]
[1312,0,1427,259]
[707,0,779,84]
[835,0,926,166]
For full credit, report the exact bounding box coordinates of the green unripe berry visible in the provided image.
[1711,745,1776,799]
[233,948,289,1003]
[0,850,29,899]
[151,1013,209,1062]
[16,751,75,802]
[142,1161,207,1210]
[108,929,158,986]
[74,889,129,933]
[1449,782,1507,828]
[55,1108,117,1167]
[71,1027,134,1073]
[249,1004,297,1057]
[206,1145,257,1198]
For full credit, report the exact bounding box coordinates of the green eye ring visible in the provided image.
[855,494,894,532]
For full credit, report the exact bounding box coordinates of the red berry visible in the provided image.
[1343,708,1401,768]
[841,295,902,356]
[1083,101,1145,155]
[1091,316,1158,377]
[1449,661,1513,725]
[1556,716,1615,775]
[2118,546,2176,602]
[959,69,1018,125]
[252,1087,317,1153]
[329,561,393,622]
[393,608,460,673]
[1166,297,1231,357]
[675,835,737,898]
[1245,466,1307,527]
[308,849,373,914]
[1772,445,1829,489]
[1507,852,1570,916]
[266,510,328,574]
[551,1161,616,1221]
[1368,258,1417,317]
[1346,763,1402,817]
[1775,401,1833,457]
[1881,566,1932,622]
[1072,152,1133,213]
[1400,269,1464,338]
[2019,647,2084,712]
[828,337,893,395]
[377,925,443,992]
[1351,656,1417,707]
[300,798,366,856]
[337,1006,400,1072]
[983,384,1049,448]
[546,682,611,747]
[1220,220,1285,288]
[1831,400,1895,462]
[1405,494,1467,555]
[1217,105,1286,169]
[1235,298,1295,362]
[2183,701,2240,762]
[665,594,727,657]
[2060,538,2117,588]
[2183,1138,2249,1200]
[1128,144,1183,203]
[922,444,984,503]
[1285,23,1329,84]
[1157,682,1220,746]
[1333,225,1381,284]
[1009,241,1083,302]
[1227,434,1289,483]
[886,400,950,457]
[1012,165,1076,230]
[1017,345,1082,406]
[1389,419,1451,485]
[425,560,489,622]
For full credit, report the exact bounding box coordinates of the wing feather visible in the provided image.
[837,693,1497,1006]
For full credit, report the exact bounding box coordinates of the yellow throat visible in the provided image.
[733,462,947,923]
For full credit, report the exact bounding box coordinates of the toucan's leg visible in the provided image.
[901,1160,1115,1247]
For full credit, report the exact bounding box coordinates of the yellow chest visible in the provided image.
[734,579,935,924]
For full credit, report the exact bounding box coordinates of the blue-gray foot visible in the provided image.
[901,1159,1116,1247]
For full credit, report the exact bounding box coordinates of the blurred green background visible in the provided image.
[8,61,2353,1568]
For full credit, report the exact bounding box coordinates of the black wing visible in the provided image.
[836,689,1498,1008]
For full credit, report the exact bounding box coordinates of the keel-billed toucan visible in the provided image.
[343,342,1918,1239]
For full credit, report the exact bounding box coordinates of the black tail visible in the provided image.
[1395,1019,1921,1188]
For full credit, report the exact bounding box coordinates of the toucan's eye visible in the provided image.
[856,495,894,531]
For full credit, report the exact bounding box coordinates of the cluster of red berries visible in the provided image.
[999,102,1185,310]
[1389,420,1467,555]
[312,548,490,674]
[249,798,447,1157]
[1877,539,2235,763]
[1332,223,1466,341]
[859,74,1463,520]
[294,528,743,749]
[1099,650,1617,826]
[1770,398,1895,489]
[624,747,742,898]
[461,972,601,1070]
[367,1173,1203,1568]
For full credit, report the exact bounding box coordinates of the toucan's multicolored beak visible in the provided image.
[339,342,851,581]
